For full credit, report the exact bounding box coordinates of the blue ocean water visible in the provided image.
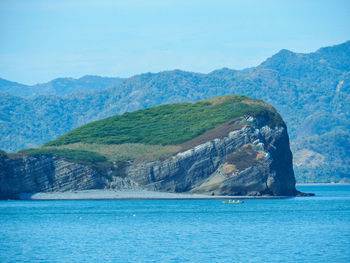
[0,185,350,263]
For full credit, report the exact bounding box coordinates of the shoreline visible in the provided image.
[11,190,293,200]
[296,183,350,186]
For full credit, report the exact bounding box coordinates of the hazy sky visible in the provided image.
[0,0,349,84]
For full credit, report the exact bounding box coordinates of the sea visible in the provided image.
[0,185,349,263]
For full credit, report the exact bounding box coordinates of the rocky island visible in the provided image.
[0,95,304,199]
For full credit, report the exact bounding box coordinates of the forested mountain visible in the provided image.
[1,41,349,182]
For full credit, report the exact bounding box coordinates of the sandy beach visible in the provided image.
[16,190,290,200]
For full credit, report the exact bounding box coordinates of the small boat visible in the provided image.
[222,200,244,204]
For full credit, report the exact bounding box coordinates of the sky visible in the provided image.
[0,0,349,84]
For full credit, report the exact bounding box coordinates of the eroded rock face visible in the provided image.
[0,155,109,199]
[0,117,297,199]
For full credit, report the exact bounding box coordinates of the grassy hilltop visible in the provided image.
[21,95,283,165]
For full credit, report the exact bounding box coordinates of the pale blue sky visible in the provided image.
[0,0,349,84]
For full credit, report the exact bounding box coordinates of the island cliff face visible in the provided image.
[0,116,298,199]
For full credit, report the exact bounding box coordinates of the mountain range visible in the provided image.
[0,75,123,98]
[1,41,349,183]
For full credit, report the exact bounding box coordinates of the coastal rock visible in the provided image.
[0,116,298,199]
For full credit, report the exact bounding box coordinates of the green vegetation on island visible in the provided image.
[45,95,283,147]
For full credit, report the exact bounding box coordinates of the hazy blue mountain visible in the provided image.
[0,75,123,98]
[0,41,349,182]
[0,78,28,95]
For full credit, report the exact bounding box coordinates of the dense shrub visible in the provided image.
[45,95,284,147]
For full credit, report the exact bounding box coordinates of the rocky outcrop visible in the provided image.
[0,155,110,199]
[0,116,299,199]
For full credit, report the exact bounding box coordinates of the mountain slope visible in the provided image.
[0,78,27,95]
[1,41,349,182]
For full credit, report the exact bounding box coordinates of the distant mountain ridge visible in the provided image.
[0,75,123,98]
[0,40,349,183]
